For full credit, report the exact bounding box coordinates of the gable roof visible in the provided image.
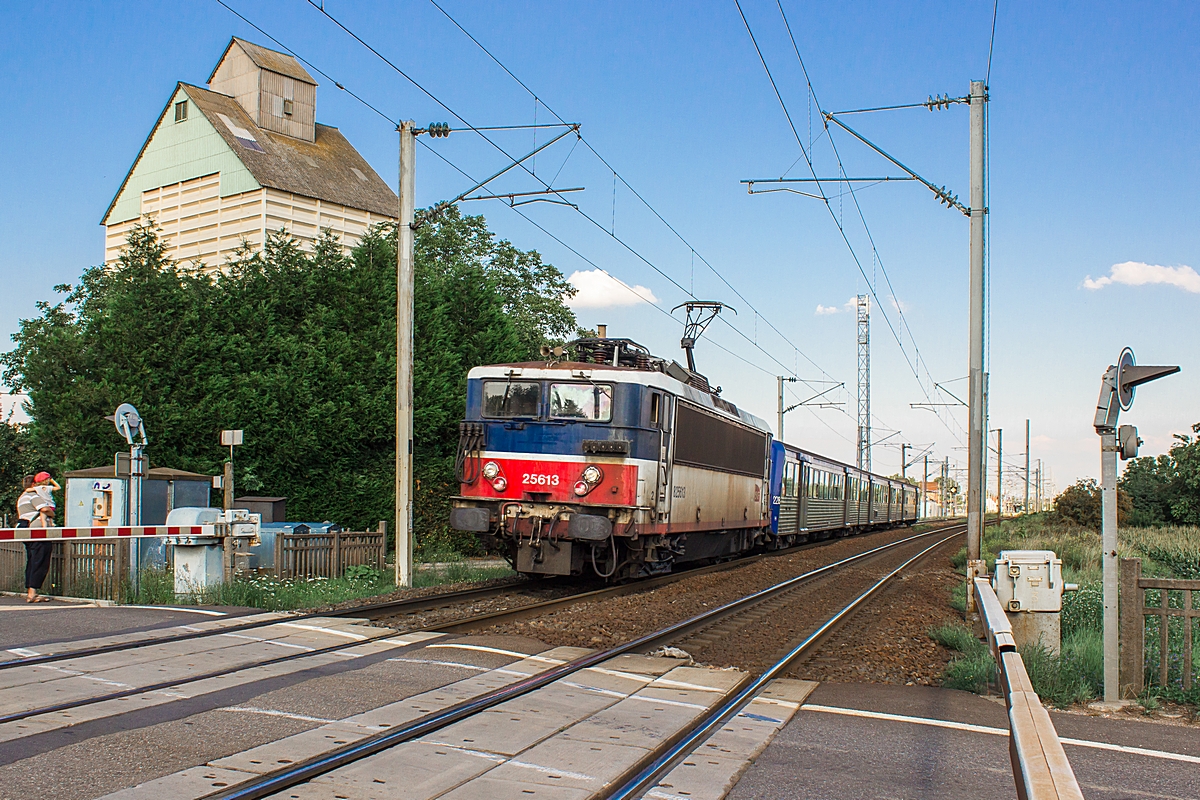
[207,37,317,86]
[103,82,398,225]
[183,84,396,217]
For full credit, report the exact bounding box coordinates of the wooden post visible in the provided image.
[61,542,73,598]
[332,529,342,577]
[377,520,387,570]
[273,528,284,577]
[1119,557,1144,699]
[223,535,235,586]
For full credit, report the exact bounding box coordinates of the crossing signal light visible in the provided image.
[427,122,451,138]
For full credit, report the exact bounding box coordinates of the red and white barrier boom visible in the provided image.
[0,525,217,542]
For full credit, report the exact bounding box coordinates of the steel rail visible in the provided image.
[0,581,538,672]
[0,519,921,671]
[603,530,964,800]
[0,538,780,671]
[974,577,1085,799]
[197,523,962,800]
[0,530,915,727]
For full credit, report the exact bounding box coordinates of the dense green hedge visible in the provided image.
[1,209,576,553]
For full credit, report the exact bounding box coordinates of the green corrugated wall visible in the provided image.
[103,86,260,225]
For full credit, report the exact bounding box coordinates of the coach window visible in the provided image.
[482,380,541,418]
[650,392,661,426]
[549,383,613,421]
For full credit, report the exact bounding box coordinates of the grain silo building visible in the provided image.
[102,38,397,268]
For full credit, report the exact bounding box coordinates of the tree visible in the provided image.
[0,418,38,524]
[1,209,576,552]
[1054,478,1131,529]
[1116,422,1200,527]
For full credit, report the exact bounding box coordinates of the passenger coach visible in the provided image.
[450,336,918,580]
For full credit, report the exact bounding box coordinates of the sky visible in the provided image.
[1,1,1197,501]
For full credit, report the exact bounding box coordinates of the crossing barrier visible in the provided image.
[0,525,214,541]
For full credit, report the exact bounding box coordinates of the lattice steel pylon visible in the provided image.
[856,294,871,472]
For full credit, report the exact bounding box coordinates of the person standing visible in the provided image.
[17,470,58,602]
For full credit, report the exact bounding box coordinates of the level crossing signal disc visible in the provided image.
[1116,347,1136,411]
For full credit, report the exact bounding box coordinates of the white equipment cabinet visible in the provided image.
[993,549,1078,654]
[166,507,260,597]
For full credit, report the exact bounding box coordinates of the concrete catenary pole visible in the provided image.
[777,376,784,444]
[923,455,929,518]
[396,121,416,588]
[995,428,1003,519]
[936,455,945,520]
[966,80,988,588]
[901,443,909,479]
[1024,419,1031,514]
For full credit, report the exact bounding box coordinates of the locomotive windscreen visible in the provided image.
[674,403,768,477]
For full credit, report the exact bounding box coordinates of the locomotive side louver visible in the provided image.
[583,439,630,455]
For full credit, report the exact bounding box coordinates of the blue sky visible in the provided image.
[2,1,1197,498]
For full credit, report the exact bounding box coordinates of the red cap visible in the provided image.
[34,471,51,483]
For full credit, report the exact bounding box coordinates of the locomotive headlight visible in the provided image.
[573,480,591,496]
[482,461,501,480]
[581,465,604,485]
[491,476,508,492]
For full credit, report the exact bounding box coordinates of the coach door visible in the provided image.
[651,391,674,522]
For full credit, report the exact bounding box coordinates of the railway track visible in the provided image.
[171,522,964,800]
[2,519,965,800]
[0,522,863,673]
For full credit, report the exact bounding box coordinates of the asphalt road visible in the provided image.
[728,682,1200,800]
[0,595,258,651]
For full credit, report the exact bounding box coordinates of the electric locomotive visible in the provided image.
[449,335,918,580]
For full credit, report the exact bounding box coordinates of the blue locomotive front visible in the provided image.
[449,337,773,580]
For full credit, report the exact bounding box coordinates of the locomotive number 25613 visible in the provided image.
[522,474,560,486]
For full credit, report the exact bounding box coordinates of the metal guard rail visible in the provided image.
[974,577,1084,800]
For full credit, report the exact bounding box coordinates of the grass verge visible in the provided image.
[122,555,514,611]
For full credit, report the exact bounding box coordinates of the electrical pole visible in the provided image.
[1035,459,1042,512]
[777,376,784,443]
[942,457,949,517]
[901,443,909,479]
[995,428,1003,520]
[965,80,988,602]
[396,121,416,589]
[923,455,929,517]
[856,294,871,472]
[1024,419,1031,515]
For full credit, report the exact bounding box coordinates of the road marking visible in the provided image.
[804,704,1200,765]
[7,648,40,657]
[629,694,708,711]
[0,605,101,611]
[218,706,342,725]
[122,605,228,616]
[220,632,315,651]
[387,657,489,671]
[586,666,653,683]
[653,677,728,693]
[425,643,533,659]
[277,623,370,640]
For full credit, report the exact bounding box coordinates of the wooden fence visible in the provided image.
[1,523,387,600]
[272,522,388,579]
[1120,557,1200,697]
[1,540,130,601]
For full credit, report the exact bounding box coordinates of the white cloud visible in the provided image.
[814,297,860,316]
[565,269,658,308]
[888,295,910,313]
[1083,261,1200,293]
